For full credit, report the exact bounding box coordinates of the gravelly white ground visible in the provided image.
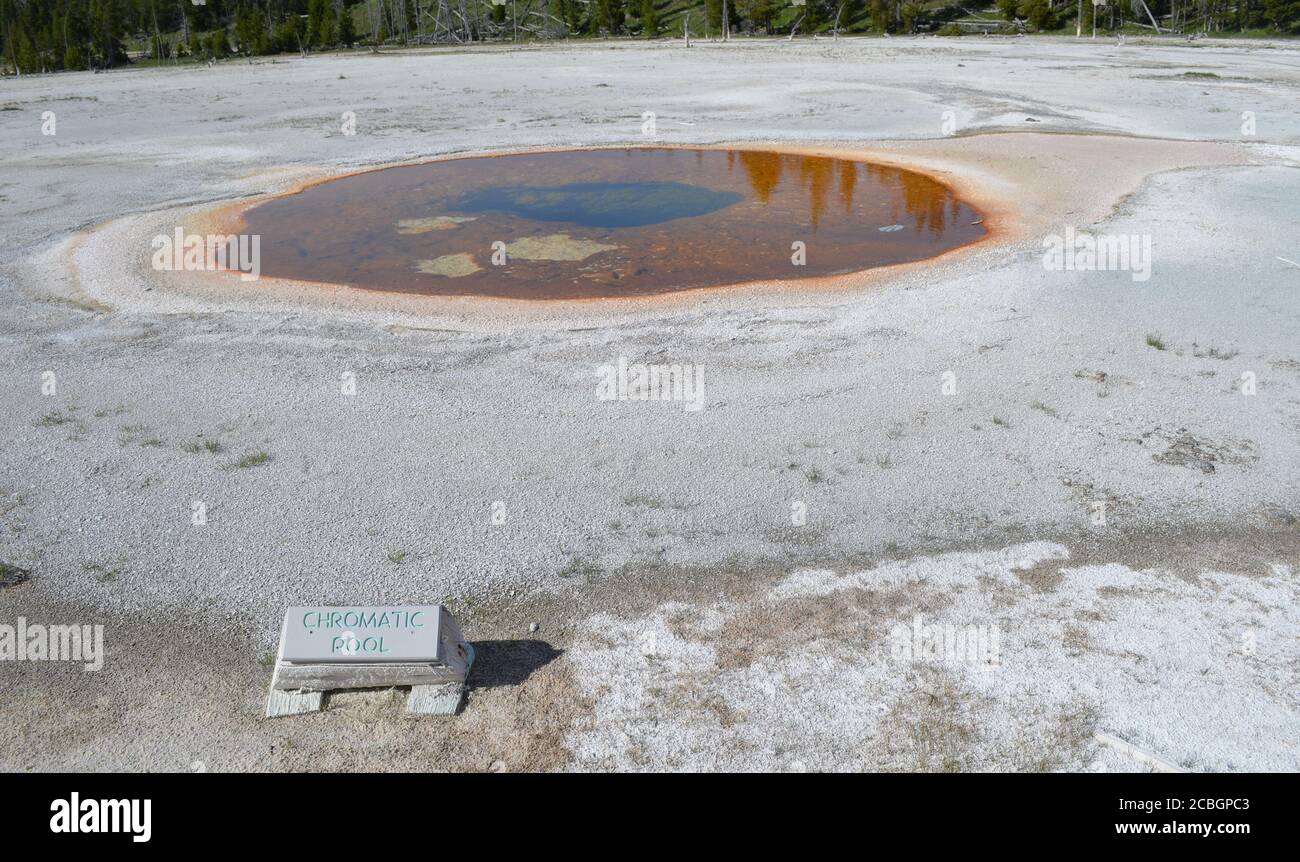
[567,543,1297,772]
[0,36,1297,771]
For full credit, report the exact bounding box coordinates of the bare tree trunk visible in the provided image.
[1133,0,1161,31]
[152,2,165,63]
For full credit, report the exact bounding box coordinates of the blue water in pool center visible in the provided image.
[455,181,745,228]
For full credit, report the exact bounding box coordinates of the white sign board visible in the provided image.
[279,606,442,664]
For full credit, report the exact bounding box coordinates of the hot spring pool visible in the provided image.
[237,147,987,300]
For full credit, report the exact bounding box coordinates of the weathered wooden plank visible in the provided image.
[407,683,465,715]
[1094,732,1191,773]
[265,688,323,718]
[408,643,475,715]
[271,661,464,692]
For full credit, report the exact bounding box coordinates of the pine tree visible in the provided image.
[741,0,778,32]
[338,2,357,45]
[1,0,1296,77]
[869,0,887,30]
[307,0,326,47]
[234,7,261,55]
[598,0,625,32]
[321,1,337,45]
[205,28,228,59]
[1016,0,1053,29]
[1264,0,1300,31]
[564,0,585,32]
[640,0,658,35]
[16,29,38,73]
[705,0,721,32]
[902,0,921,30]
[274,15,304,52]
[810,0,828,30]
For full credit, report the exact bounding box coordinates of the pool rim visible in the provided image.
[195,141,1004,306]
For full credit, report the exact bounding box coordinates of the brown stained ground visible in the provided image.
[4,523,1291,772]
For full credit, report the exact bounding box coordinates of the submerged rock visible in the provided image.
[415,253,483,278]
[396,216,477,234]
[504,234,618,262]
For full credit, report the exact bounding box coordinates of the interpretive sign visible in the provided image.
[280,605,442,663]
[266,604,473,718]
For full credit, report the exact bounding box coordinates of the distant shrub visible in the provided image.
[205,30,230,59]
[901,1,924,31]
[1018,0,1056,30]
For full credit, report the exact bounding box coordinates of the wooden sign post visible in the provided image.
[265,605,474,718]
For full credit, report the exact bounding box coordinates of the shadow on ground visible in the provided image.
[467,639,564,689]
